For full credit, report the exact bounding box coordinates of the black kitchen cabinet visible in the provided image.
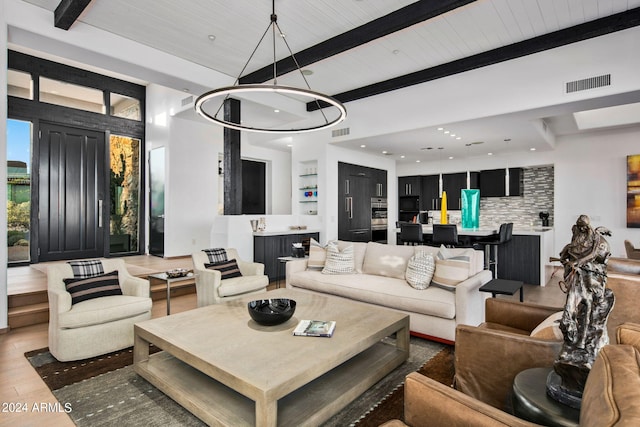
[254,232,320,282]
[371,168,387,198]
[442,172,467,210]
[420,174,440,211]
[338,162,384,242]
[398,176,421,196]
[480,168,522,197]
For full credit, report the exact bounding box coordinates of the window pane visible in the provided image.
[8,69,33,100]
[39,76,105,114]
[6,119,32,263]
[111,93,141,121]
[110,135,141,254]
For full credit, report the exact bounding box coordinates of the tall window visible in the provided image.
[6,119,32,263]
[109,135,141,254]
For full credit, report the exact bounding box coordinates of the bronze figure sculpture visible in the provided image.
[547,214,614,408]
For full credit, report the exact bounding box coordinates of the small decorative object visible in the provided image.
[440,191,448,224]
[461,189,480,228]
[166,268,189,278]
[248,298,296,326]
[539,211,550,227]
[291,242,305,258]
[250,219,259,232]
[258,217,266,231]
[546,214,614,409]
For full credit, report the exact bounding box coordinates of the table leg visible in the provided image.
[519,287,524,302]
[166,280,171,315]
[133,330,150,365]
[256,398,277,427]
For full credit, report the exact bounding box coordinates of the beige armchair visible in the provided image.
[47,258,152,362]
[192,248,268,306]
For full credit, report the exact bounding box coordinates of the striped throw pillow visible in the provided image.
[307,238,327,269]
[203,248,228,264]
[431,246,472,291]
[406,252,435,290]
[205,259,242,279]
[67,259,104,279]
[63,270,122,305]
[322,243,355,275]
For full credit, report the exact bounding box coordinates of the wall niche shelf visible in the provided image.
[298,161,318,215]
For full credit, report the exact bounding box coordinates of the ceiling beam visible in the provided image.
[239,0,475,84]
[308,7,640,111]
[54,0,92,30]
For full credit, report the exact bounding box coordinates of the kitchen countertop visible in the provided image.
[252,229,321,237]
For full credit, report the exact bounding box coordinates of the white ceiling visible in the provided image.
[18,0,640,161]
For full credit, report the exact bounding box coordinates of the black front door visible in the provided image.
[38,122,107,261]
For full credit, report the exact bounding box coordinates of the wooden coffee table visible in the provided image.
[133,288,409,427]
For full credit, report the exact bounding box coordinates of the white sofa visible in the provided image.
[286,241,492,342]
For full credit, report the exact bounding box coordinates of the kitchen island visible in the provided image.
[396,225,554,286]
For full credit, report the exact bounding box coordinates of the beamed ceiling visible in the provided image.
[17,0,640,162]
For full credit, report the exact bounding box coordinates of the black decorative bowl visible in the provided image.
[247,298,296,326]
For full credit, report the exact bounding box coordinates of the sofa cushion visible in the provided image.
[413,245,484,275]
[206,259,242,279]
[63,271,122,305]
[338,240,367,273]
[580,344,640,427]
[203,248,228,263]
[406,251,436,290]
[307,238,326,269]
[363,241,416,280]
[431,246,472,291]
[289,270,456,319]
[58,294,152,329]
[530,311,563,340]
[218,275,267,297]
[322,242,355,274]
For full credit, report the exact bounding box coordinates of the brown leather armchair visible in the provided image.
[383,323,640,427]
[624,240,640,260]
[454,298,562,410]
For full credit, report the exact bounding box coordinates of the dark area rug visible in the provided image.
[25,339,453,426]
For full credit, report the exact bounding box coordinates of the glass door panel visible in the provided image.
[6,119,32,263]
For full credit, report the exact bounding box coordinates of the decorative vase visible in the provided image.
[440,191,448,224]
[461,189,480,228]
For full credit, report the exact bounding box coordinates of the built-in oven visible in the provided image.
[371,198,388,229]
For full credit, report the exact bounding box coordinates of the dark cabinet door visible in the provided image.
[480,169,506,197]
[508,168,523,196]
[371,169,387,198]
[338,162,371,241]
[497,235,540,284]
[469,171,480,189]
[398,176,421,196]
[254,232,319,281]
[420,174,440,211]
[442,172,467,210]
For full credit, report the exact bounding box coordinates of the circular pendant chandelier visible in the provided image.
[195,1,347,134]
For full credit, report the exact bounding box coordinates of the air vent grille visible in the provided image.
[566,74,611,93]
[181,95,194,107]
[332,127,350,138]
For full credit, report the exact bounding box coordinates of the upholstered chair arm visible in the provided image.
[120,276,150,297]
[454,269,492,327]
[616,323,640,349]
[403,373,538,427]
[236,259,265,276]
[608,257,640,275]
[285,259,309,288]
[454,324,562,410]
[485,299,562,333]
[48,288,72,315]
[194,267,223,306]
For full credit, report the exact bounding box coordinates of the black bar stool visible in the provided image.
[400,223,423,246]
[474,223,513,278]
[431,224,459,247]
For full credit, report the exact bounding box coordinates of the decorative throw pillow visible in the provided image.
[67,259,104,279]
[205,258,243,279]
[322,242,355,275]
[431,246,472,291]
[307,238,327,269]
[63,270,122,305]
[203,248,228,264]
[530,311,564,340]
[406,252,435,290]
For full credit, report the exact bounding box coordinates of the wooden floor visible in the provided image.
[0,258,567,427]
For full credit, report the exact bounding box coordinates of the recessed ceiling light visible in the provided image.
[488,152,493,156]
[437,127,444,131]
[448,156,454,160]
[287,144,293,147]
[382,150,388,154]
[444,130,450,134]
[450,134,456,137]
[360,144,366,148]
[416,160,421,163]
[530,147,536,151]
[392,49,400,55]
[208,34,216,41]
[400,155,405,158]
[274,109,280,113]
[456,137,461,140]
[301,69,313,76]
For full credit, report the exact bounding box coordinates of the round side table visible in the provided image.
[512,367,580,427]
